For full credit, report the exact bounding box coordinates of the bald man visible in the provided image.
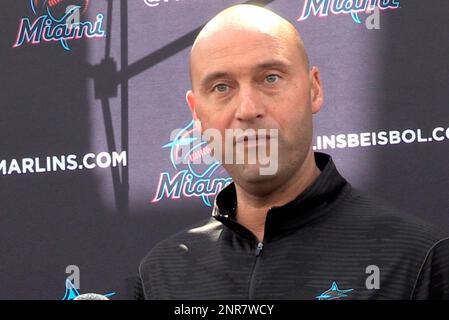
[136,5,449,300]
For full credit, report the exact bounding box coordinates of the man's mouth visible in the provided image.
[235,132,275,146]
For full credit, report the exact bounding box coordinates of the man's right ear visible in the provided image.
[186,90,198,120]
[186,90,202,132]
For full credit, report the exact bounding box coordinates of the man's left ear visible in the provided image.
[310,66,324,114]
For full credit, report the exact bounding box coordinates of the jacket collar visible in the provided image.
[212,152,351,242]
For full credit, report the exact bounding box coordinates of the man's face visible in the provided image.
[187,28,322,191]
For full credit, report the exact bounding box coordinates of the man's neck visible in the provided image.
[234,152,321,242]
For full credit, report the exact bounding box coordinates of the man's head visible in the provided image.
[186,4,323,196]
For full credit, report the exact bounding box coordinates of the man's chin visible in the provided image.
[231,164,277,184]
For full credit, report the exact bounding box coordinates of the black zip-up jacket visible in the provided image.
[136,152,449,300]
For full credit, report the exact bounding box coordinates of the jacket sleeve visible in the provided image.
[135,261,151,300]
[412,237,449,300]
[134,271,146,300]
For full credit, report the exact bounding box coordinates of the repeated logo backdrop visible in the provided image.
[1,0,448,299]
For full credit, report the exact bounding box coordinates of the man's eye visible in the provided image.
[213,84,229,93]
[265,74,280,84]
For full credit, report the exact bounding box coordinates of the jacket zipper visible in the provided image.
[248,241,264,300]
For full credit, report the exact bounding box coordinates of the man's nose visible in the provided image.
[235,86,265,121]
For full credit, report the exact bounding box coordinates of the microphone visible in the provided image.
[74,293,110,300]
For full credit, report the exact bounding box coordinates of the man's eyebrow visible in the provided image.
[253,60,291,71]
[200,72,232,90]
[199,60,291,90]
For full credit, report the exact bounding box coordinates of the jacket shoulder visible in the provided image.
[139,216,222,270]
[340,187,449,245]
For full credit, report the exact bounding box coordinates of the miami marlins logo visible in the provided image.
[315,281,354,300]
[13,0,105,50]
[298,0,401,25]
[152,121,232,207]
